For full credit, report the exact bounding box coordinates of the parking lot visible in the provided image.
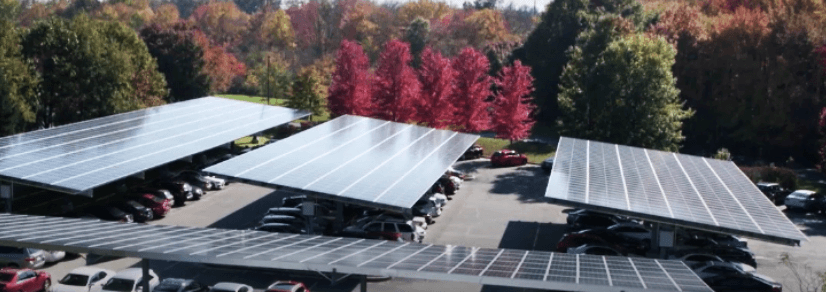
[18,160,826,292]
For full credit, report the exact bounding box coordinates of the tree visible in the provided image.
[451,47,492,132]
[404,17,429,67]
[140,23,210,102]
[192,30,246,93]
[492,60,535,140]
[247,52,292,102]
[0,0,20,22]
[557,32,692,151]
[287,67,326,120]
[249,9,295,49]
[417,47,456,128]
[396,0,450,25]
[234,0,279,14]
[189,1,249,45]
[22,16,167,127]
[372,40,421,122]
[0,20,37,136]
[150,3,180,27]
[328,39,372,117]
[461,9,515,47]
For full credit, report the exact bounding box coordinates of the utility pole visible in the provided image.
[266,55,271,105]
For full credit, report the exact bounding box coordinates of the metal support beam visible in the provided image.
[1,182,13,213]
[141,259,151,292]
[335,202,344,232]
[360,275,367,292]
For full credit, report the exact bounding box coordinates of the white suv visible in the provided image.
[345,220,425,243]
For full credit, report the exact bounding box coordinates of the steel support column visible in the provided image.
[141,259,151,292]
[360,275,367,292]
[2,182,13,213]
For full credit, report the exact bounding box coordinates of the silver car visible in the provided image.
[0,246,46,269]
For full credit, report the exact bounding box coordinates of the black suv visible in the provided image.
[154,279,208,292]
[112,200,153,222]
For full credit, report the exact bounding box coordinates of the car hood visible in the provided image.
[53,284,90,292]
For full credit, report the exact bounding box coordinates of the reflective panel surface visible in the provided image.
[547,137,806,245]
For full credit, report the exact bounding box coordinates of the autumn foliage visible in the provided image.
[492,61,535,140]
[371,40,422,122]
[328,40,373,117]
[416,47,457,128]
[451,47,493,132]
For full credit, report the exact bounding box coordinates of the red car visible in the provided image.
[133,193,171,217]
[490,150,528,167]
[0,268,51,292]
[266,281,309,292]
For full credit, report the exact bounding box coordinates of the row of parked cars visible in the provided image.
[756,182,826,216]
[253,168,469,244]
[558,209,781,292]
[0,265,312,292]
[73,171,226,224]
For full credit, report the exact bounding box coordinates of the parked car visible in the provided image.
[265,281,309,292]
[86,206,134,223]
[702,273,781,292]
[690,261,753,279]
[541,155,555,173]
[556,230,647,255]
[134,188,177,207]
[100,268,159,292]
[42,251,65,263]
[566,210,635,231]
[265,207,302,217]
[412,200,440,223]
[191,187,205,200]
[352,212,428,230]
[0,268,51,292]
[112,201,153,223]
[207,283,252,292]
[281,195,306,208]
[784,190,826,212]
[202,175,226,190]
[671,254,755,273]
[672,246,757,268]
[432,175,457,195]
[132,194,170,218]
[343,220,424,243]
[174,171,214,191]
[152,279,207,292]
[678,230,747,248]
[151,180,194,205]
[255,223,305,234]
[0,247,46,269]
[603,223,651,243]
[567,244,625,256]
[53,267,115,292]
[490,150,528,167]
[756,182,791,205]
[460,145,484,160]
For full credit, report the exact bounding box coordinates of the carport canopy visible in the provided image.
[0,97,308,195]
[0,214,712,292]
[204,115,479,212]
[546,137,807,246]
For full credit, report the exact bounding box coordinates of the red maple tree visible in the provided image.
[191,30,246,93]
[416,47,456,128]
[492,60,535,140]
[328,40,373,117]
[451,47,493,132]
[372,40,421,122]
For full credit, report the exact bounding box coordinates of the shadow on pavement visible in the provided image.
[783,209,826,237]
[489,165,550,203]
[452,159,492,176]
[480,220,568,292]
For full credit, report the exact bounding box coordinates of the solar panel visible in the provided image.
[0,214,711,292]
[0,97,309,194]
[547,137,806,245]
[204,115,479,211]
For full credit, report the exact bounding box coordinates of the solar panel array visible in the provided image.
[547,137,806,245]
[205,115,479,211]
[0,214,711,292]
[0,97,308,194]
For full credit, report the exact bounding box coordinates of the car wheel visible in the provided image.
[42,279,51,292]
[146,212,154,221]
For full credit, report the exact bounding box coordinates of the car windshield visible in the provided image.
[789,192,811,199]
[149,196,165,203]
[59,274,89,286]
[0,273,14,282]
[270,284,296,290]
[102,278,135,292]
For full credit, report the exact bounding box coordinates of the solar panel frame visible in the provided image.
[0,214,711,292]
[546,137,806,245]
[0,97,309,194]
[204,115,479,211]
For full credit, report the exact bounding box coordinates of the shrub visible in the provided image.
[740,166,798,190]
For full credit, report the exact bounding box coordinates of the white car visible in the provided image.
[44,250,66,263]
[53,267,116,292]
[784,190,824,211]
[426,193,448,208]
[203,176,225,190]
[100,268,159,292]
[208,283,252,292]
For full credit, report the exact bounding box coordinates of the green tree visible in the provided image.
[0,20,37,136]
[22,16,167,127]
[557,30,692,151]
[287,68,325,120]
[0,0,20,22]
[140,23,210,102]
[248,53,292,103]
[404,17,429,68]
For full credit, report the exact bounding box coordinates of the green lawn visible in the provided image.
[234,135,269,148]
[216,94,285,106]
[476,137,556,164]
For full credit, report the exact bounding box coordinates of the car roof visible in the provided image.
[266,281,300,291]
[262,215,297,220]
[160,278,190,286]
[113,268,150,279]
[756,182,779,187]
[69,267,112,276]
[212,283,247,291]
[791,190,816,195]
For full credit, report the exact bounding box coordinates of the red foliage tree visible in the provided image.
[192,30,246,93]
[416,47,456,128]
[372,40,421,122]
[492,60,535,140]
[819,107,826,174]
[451,47,492,132]
[328,40,372,117]
[286,1,320,49]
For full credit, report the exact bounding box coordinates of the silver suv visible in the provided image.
[0,246,46,269]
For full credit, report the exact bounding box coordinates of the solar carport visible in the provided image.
[0,214,713,292]
[204,115,479,213]
[546,137,806,246]
[0,97,308,210]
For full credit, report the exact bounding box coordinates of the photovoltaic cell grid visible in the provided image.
[546,137,806,245]
[0,214,711,292]
[0,97,308,194]
[204,115,479,211]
